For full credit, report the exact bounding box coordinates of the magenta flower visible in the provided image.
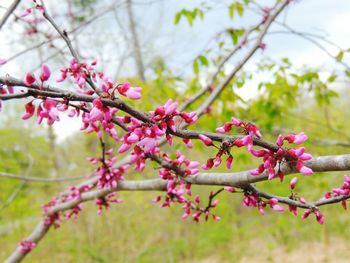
[117,82,142,100]
[224,186,235,193]
[24,72,36,86]
[19,240,36,254]
[40,64,51,81]
[290,177,298,190]
[198,134,213,146]
[21,101,35,120]
[226,156,233,169]
[163,99,178,115]
[293,132,308,144]
[21,8,32,17]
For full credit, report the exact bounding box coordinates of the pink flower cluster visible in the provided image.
[42,184,93,226]
[81,99,119,140]
[22,98,64,125]
[243,193,285,215]
[57,58,96,89]
[95,193,123,215]
[323,175,350,210]
[185,194,221,222]
[19,240,36,254]
[88,149,129,189]
[157,151,199,205]
[117,99,197,164]
[151,151,222,222]
[302,209,324,224]
[24,64,51,86]
[57,59,142,100]
[250,132,313,180]
[202,117,261,170]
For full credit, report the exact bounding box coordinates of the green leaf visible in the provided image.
[174,12,182,25]
[327,74,337,83]
[193,60,199,74]
[346,70,350,77]
[236,3,244,17]
[229,3,235,19]
[198,55,209,67]
[198,9,204,20]
[336,51,344,61]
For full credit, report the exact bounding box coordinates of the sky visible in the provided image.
[0,0,349,141]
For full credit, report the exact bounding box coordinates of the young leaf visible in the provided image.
[229,3,235,19]
[174,12,182,25]
[336,51,344,61]
[236,3,244,17]
[193,60,199,74]
[198,55,209,67]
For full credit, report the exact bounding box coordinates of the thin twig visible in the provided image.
[0,0,21,31]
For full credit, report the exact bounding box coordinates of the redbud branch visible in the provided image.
[40,0,101,93]
[245,184,350,210]
[204,188,224,212]
[0,75,280,152]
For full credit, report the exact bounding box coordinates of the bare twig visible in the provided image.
[0,0,21,31]
[0,172,88,182]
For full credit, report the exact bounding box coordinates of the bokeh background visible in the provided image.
[1,0,350,262]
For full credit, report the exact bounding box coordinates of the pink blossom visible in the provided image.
[19,240,36,254]
[126,133,139,143]
[290,177,298,190]
[216,123,232,133]
[138,137,158,153]
[231,117,242,126]
[301,209,312,219]
[118,143,131,153]
[299,153,312,161]
[268,198,284,212]
[0,58,7,65]
[182,138,193,148]
[224,186,235,193]
[315,211,324,224]
[212,214,221,221]
[226,156,233,169]
[22,101,35,120]
[163,99,178,115]
[117,82,142,100]
[125,86,142,100]
[289,205,298,216]
[296,160,313,175]
[194,195,200,204]
[299,166,313,176]
[276,134,284,146]
[40,64,51,81]
[294,132,308,144]
[24,72,36,86]
[198,134,213,146]
[21,8,32,17]
[213,156,221,167]
[202,158,214,170]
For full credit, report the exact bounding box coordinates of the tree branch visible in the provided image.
[0,0,21,31]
